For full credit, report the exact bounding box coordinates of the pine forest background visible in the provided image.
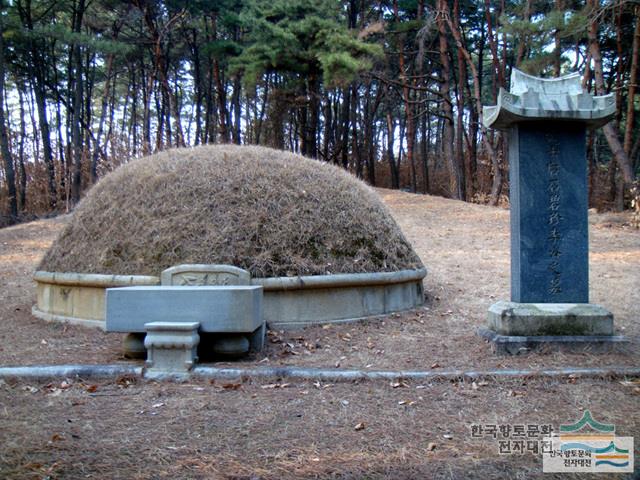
[0,0,639,226]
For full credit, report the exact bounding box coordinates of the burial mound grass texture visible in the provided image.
[39,144,423,278]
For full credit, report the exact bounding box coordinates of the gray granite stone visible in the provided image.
[161,264,250,286]
[123,332,146,359]
[247,323,266,352]
[483,69,615,130]
[210,334,251,356]
[144,321,200,374]
[488,301,613,336]
[106,286,264,334]
[478,327,628,356]
[509,122,588,303]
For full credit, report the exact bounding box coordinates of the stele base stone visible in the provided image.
[482,301,625,355]
[481,301,624,355]
[478,328,628,356]
[481,301,626,355]
[488,301,613,336]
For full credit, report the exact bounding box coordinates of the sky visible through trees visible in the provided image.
[0,0,638,225]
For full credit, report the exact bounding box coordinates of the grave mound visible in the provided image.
[39,144,423,277]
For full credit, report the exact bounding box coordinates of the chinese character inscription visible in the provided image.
[545,133,562,296]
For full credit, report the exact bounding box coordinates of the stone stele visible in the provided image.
[481,69,621,349]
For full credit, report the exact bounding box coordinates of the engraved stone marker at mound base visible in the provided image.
[479,69,624,353]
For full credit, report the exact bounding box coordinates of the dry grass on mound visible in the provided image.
[39,145,423,277]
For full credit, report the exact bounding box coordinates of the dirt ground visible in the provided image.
[1,375,639,479]
[0,189,639,479]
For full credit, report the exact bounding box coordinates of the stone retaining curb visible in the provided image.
[0,365,143,379]
[33,271,160,287]
[33,268,427,290]
[1,364,638,382]
[253,268,427,290]
[33,268,427,329]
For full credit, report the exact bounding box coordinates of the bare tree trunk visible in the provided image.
[362,83,372,178]
[322,90,332,161]
[587,0,635,187]
[70,0,86,205]
[340,85,350,169]
[0,13,17,221]
[17,84,27,211]
[365,83,382,185]
[351,83,362,178]
[271,79,285,150]
[623,6,639,156]
[231,76,242,145]
[106,69,117,158]
[445,6,502,204]
[213,60,229,143]
[631,134,640,171]
[209,14,229,143]
[484,0,504,99]
[515,0,531,66]
[26,83,39,161]
[299,89,308,155]
[165,63,184,148]
[421,110,430,194]
[453,0,467,200]
[553,0,563,76]
[20,0,57,209]
[395,0,416,192]
[614,0,624,126]
[141,58,152,155]
[386,104,399,189]
[91,54,114,176]
[137,2,185,148]
[468,26,482,196]
[154,83,164,151]
[255,74,269,145]
[130,68,138,156]
[307,72,320,158]
[188,29,203,146]
[438,0,460,199]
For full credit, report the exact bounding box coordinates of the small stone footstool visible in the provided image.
[144,322,200,375]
